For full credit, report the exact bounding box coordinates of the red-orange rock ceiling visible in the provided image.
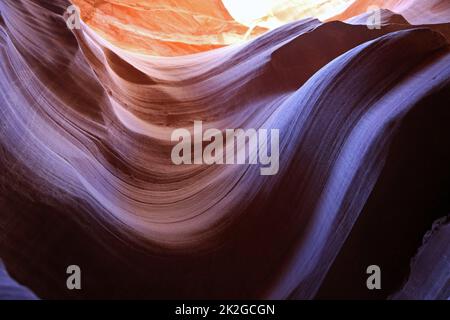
[71,0,267,56]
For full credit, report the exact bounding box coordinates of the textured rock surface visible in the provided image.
[390,217,450,300]
[0,260,38,300]
[331,0,450,24]
[0,0,449,299]
[222,0,355,29]
[71,0,267,56]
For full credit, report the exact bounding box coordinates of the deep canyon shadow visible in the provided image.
[316,82,450,299]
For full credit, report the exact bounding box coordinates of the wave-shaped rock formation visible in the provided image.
[0,0,449,299]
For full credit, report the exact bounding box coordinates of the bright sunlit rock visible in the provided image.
[222,0,355,29]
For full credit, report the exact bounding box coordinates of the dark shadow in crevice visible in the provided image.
[316,83,450,300]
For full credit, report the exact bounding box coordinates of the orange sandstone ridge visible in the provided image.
[71,0,267,56]
[1,0,450,300]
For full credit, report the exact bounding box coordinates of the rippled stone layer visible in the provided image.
[0,0,449,299]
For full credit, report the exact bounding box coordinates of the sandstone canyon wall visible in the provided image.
[0,0,449,299]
